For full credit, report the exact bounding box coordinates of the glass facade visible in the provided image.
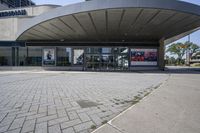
[26,47,42,66]
[18,47,27,66]
[57,47,72,66]
[85,47,129,70]
[0,46,158,70]
[114,47,129,70]
[0,47,12,66]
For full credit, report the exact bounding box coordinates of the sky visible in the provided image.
[32,0,200,46]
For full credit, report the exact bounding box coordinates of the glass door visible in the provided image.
[101,54,114,70]
[85,47,129,71]
[114,47,129,70]
[85,54,101,70]
[114,54,129,70]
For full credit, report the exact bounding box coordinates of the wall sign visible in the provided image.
[0,9,27,18]
[43,49,56,65]
[130,49,158,66]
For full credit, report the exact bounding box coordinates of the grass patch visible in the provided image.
[91,125,97,130]
[102,120,108,124]
[120,102,125,104]
[138,91,143,94]
[124,100,132,103]
[131,100,139,105]
[154,83,162,89]
[144,92,151,97]
[134,95,142,100]
[114,98,120,101]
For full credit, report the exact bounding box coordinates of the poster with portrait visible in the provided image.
[131,49,158,66]
[43,49,55,65]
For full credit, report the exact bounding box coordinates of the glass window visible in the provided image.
[73,49,84,65]
[101,54,114,70]
[102,48,112,54]
[57,47,72,66]
[114,54,129,70]
[0,47,12,66]
[86,48,101,54]
[119,47,128,54]
[85,47,129,70]
[18,47,27,66]
[114,47,128,54]
[27,47,42,66]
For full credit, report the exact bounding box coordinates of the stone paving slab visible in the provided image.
[0,71,169,133]
[93,73,200,133]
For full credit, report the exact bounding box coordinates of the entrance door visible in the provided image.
[101,54,114,70]
[85,54,101,70]
[84,47,129,71]
[114,54,129,70]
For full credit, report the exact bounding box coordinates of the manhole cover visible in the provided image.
[77,100,101,108]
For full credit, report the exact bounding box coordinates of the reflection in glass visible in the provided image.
[0,47,12,66]
[114,54,129,70]
[86,54,100,69]
[86,48,101,54]
[57,47,72,66]
[101,55,114,70]
[119,47,128,54]
[18,47,27,66]
[114,47,128,54]
[102,48,112,54]
[26,47,42,66]
[74,49,84,65]
[85,47,129,70]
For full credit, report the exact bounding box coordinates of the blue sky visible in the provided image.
[32,0,200,46]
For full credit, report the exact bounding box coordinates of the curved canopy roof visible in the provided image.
[17,0,200,44]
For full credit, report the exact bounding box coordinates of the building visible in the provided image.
[0,0,200,71]
[0,0,35,10]
[190,51,200,64]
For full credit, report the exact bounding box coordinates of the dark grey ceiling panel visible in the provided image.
[119,8,142,35]
[60,15,87,39]
[90,10,106,39]
[107,9,123,38]
[74,12,98,40]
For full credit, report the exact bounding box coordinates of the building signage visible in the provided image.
[0,9,27,18]
[130,49,158,66]
[43,49,56,65]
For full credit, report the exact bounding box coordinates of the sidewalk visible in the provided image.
[93,73,200,133]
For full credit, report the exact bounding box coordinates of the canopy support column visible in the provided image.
[158,39,165,70]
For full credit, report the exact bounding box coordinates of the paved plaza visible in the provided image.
[0,71,169,133]
[93,72,200,133]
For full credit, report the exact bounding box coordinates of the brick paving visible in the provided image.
[0,71,169,133]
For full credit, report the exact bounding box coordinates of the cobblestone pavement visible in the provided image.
[0,71,169,133]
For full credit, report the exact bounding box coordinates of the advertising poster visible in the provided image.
[43,49,55,65]
[131,49,158,66]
